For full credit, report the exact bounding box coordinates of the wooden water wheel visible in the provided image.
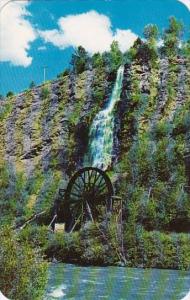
[63,167,114,232]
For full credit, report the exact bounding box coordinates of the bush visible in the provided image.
[0,163,27,226]
[0,226,48,300]
[57,69,70,78]
[18,225,49,250]
[41,85,50,100]
[46,231,83,263]
[124,228,190,270]
[6,91,14,98]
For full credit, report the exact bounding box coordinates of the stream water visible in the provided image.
[45,264,190,300]
[87,65,124,170]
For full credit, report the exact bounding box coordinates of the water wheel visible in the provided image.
[64,167,114,232]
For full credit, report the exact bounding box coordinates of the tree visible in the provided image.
[70,46,89,74]
[57,69,70,78]
[0,226,48,300]
[29,81,36,89]
[143,24,159,63]
[123,37,142,62]
[128,37,153,63]
[6,91,14,98]
[162,17,184,57]
[105,41,123,72]
[91,53,104,69]
[144,24,159,41]
[182,40,190,57]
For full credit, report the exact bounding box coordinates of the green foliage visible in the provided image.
[108,41,123,72]
[153,119,172,139]
[144,24,159,40]
[127,37,154,63]
[0,101,13,121]
[92,53,104,69]
[173,105,190,135]
[1,17,190,273]
[18,225,49,250]
[41,84,50,100]
[162,17,184,57]
[34,170,61,219]
[57,69,70,78]
[46,231,83,262]
[0,163,28,225]
[143,24,159,63]
[182,40,190,57]
[6,91,14,98]
[0,226,48,300]
[71,46,89,74]
[124,227,190,269]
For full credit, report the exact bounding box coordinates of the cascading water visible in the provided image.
[87,65,124,170]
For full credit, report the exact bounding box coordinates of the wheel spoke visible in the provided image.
[74,181,82,191]
[93,170,99,186]
[96,175,104,188]
[89,169,95,185]
[80,173,86,187]
[70,191,82,198]
[72,184,81,193]
[93,173,102,186]
[95,180,106,191]
[65,167,114,231]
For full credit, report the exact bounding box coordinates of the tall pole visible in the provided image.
[43,66,48,83]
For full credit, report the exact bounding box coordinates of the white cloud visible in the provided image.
[39,10,138,53]
[178,0,190,11]
[114,29,137,52]
[0,0,36,67]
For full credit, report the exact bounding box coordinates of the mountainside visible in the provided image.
[1,56,190,218]
[1,18,190,276]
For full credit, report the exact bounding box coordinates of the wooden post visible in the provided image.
[111,196,126,264]
[86,201,94,222]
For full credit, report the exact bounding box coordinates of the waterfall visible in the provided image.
[87,65,124,170]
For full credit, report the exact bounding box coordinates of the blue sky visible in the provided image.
[0,0,190,96]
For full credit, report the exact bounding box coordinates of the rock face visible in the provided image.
[0,56,190,220]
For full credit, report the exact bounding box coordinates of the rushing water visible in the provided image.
[45,264,190,300]
[87,65,124,170]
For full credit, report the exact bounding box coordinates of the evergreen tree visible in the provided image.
[6,91,14,98]
[91,53,104,69]
[162,17,184,57]
[29,81,36,89]
[182,39,190,57]
[110,41,123,70]
[57,69,70,78]
[143,24,159,62]
[71,46,89,74]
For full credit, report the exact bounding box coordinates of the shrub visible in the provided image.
[0,226,48,300]
[6,91,14,98]
[41,85,50,100]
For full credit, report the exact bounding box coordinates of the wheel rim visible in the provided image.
[64,167,113,230]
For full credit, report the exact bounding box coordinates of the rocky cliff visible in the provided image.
[1,54,190,230]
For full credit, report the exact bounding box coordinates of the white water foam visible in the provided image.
[48,284,66,298]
